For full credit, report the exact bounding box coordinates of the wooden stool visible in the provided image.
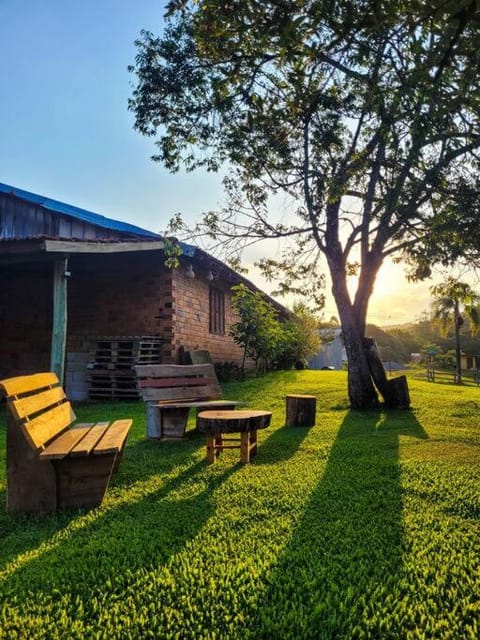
[197,410,272,464]
[285,395,316,427]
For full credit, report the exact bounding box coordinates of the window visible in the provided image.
[209,287,225,335]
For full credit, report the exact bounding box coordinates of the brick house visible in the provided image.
[0,183,289,399]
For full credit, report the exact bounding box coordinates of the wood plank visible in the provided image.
[21,402,75,450]
[94,419,132,455]
[39,425,92,460]
[11,387,67,420]
[138,376,217,389]
[157,400,240,409]
[135,363,216,378]
[69,423,109,457]
[0,372,59,398]
[141,384,221,402]
[44,239,164,254]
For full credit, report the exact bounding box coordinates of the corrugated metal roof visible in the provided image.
[0,182,160,239]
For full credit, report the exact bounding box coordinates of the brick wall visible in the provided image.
[0,262,52,378]
[0,251,253,396]
[171,264,247,365]
[68,252,170,342]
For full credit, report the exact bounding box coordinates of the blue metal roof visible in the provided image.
[0,182,160,239]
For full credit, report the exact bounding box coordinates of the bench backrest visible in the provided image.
[135,363,222,403]
[0,372,76,452]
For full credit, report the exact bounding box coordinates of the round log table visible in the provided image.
[197,409,272,464]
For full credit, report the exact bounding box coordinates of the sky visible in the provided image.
[0,0,439,325]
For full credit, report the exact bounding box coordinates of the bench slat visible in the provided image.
[11,387,67,420]
[70,423,109,457]
[39,425,92,460]
[157,400,242,409]
[0,372,60,397]
[138,376,217,389]
[141,384,220,402]
[94,419,132,455]
[135,363,214,378]
[21,402,76,451]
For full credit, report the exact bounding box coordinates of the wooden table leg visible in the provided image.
[249,430,258,458]
[206,435,216,464]
[240,431,250,464]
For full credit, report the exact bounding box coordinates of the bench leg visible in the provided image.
[6,413,57,513]
[54,453,117,509]
[160,407,191,439]
[146,403,162,438]
[146,405,191,439]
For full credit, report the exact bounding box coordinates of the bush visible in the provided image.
[214,361,241,382]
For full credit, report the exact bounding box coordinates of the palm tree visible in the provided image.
[431,278,480,384]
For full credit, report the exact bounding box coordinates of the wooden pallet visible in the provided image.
[87,336,163,400]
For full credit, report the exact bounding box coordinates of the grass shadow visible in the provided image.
[244,408,428,638]
[0,387,227,576]
[256,424,312,464]
[0,455,237,617]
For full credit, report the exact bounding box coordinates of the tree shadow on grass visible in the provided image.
[245,409,428,639]
[255,424,312,464]
[0,424,209,573]
[0,451,239,639]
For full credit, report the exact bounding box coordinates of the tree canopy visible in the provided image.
[129,0,480,407]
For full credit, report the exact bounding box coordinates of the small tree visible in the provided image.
[431,278,480,384]
[276,302,322,369]
[230,284,283,376]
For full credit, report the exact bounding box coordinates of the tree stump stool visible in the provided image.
[285,395,316,427]
[197,409,272,464]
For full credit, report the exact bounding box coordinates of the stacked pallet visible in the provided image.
[87,336,163,400]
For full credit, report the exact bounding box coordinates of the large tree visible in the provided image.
[129,0,480,408]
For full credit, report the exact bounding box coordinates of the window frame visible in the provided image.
[209,286,225,335]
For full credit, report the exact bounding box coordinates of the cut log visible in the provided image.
[363,338,410,409]
[197,409,272,434]
[285,395,316,427]
[384,375,411,409]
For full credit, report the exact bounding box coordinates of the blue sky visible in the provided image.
[0,0,223,233]
[0,0,435,324]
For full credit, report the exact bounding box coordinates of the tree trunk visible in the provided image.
[454,300,462,384]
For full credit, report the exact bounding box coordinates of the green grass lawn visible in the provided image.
[0,371,479,639]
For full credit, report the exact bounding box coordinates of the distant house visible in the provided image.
[308,328,345,370]
[0,183,289,399]
[460,354,480,371]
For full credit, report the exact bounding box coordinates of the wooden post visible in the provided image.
[50,258,68,385]
[285,395,316,427]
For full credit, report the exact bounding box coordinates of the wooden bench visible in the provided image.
[0,372,132,513]
[135,363,243,439]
